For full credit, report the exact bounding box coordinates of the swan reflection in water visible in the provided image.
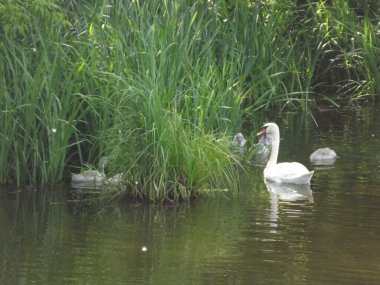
[265,180,313,233]
[265,180,314,203]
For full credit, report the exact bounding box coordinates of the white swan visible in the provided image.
[310,147,337,163]
[257,123,314,184]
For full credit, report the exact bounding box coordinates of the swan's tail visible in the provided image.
[294,171,314,184]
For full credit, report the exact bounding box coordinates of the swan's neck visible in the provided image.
[266,131,280,169]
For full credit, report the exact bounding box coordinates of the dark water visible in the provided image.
[2,106,380,284]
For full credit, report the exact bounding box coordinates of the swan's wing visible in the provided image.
[270,162,310,174]
[265,162,313,184]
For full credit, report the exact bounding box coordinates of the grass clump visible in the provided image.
[105,108,239,202]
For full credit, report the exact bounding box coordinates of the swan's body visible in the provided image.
[264,162,313,184]
[71,170,104,187]
[257,123,314,184]
[71,156,109,187]
[310,147,337,162]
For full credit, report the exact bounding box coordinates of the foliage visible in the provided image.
[0,0,379,200]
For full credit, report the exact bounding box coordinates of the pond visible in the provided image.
[1,105,380,284]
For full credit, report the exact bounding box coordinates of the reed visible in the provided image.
[94,2,246,199]
[0,2,88,184]
[294,0,380,102]
[0,0,379,200]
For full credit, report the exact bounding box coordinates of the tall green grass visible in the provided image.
[294,0,380,103]
[90,1,246,200]
[0,3,87,185]
[0,0,379,200]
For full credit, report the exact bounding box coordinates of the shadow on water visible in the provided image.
[1,106,380,284]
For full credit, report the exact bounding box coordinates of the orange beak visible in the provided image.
[257,128,266,136]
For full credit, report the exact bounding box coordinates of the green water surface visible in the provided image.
[1,106,380,284]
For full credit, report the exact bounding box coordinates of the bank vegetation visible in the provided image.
[1,0,379,200]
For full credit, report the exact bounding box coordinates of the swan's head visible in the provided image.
[257,123,279,137]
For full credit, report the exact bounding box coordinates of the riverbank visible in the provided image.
[0,1,379,200]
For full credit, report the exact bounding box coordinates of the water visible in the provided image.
[1,106,380,284]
